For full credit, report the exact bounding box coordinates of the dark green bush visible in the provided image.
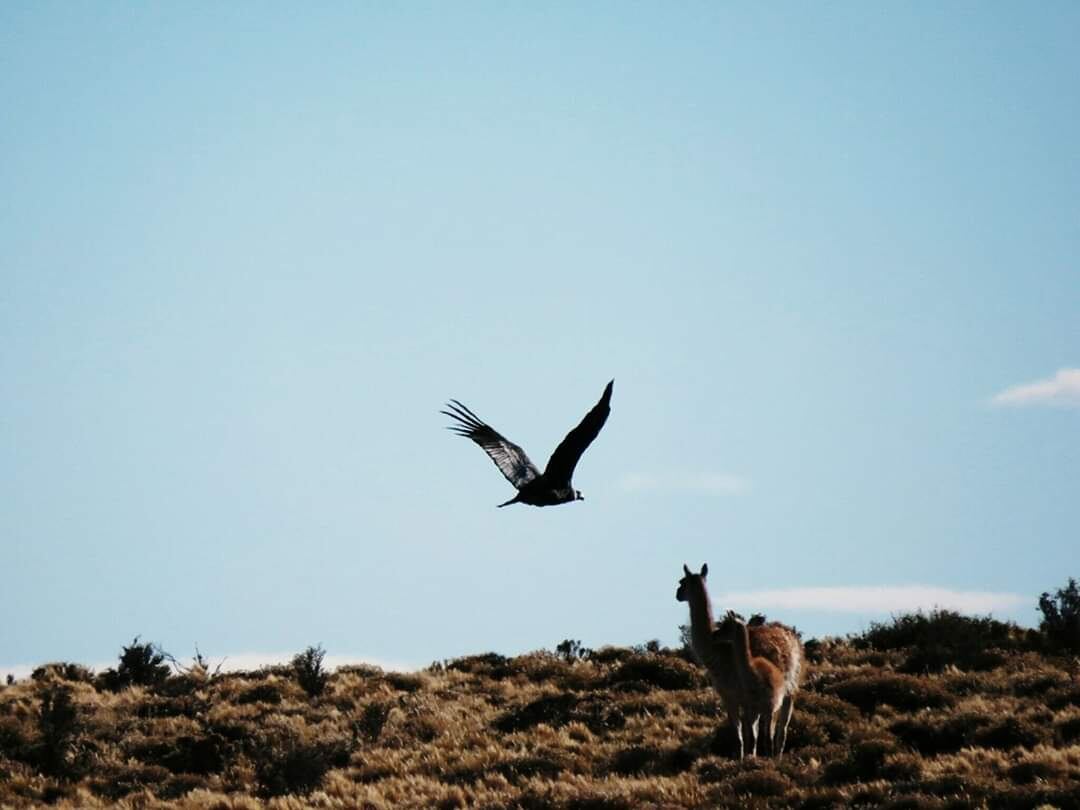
[555,639,591,663]
[606,654,701,691]
[728,768,792,797]
[891,710,1046,757]
[37,685,80,776]
[853,610,1025,673]
[494,692,625,735]
[586,646,635,666]
[1056,715,1080,744]
[445,652,513,679]
[30,663,94,684]
[610,745,662,775]
[822,734,898,784]
[237,683,283,705]
[92,763,172,800]
[1038,577,1080,652]
[827,672,953,713]
[494,693,578,733]
[1045,682,1080,710]
[292,645,328,698]
[156,774,211,800]
[98,637,171,691]
[253,732,351,797]
[131,734,227,775]
[972,716,1046,750]
[0,716,26,759]
[383,671,426,693]
[632,639,663,655]
[890,713,990,755]
[356,701,392,742]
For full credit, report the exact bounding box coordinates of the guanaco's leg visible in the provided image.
[725,702,745,759]
[740,713,758,758]
[773,694,795,757]
[759,709,776,758]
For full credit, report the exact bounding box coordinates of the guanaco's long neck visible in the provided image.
[687,587,716,651]
[730,621,753,679]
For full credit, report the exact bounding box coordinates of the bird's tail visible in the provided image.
[497,494,520,508]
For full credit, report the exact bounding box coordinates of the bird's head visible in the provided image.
[575,490,584,501]
[676,563,708,603]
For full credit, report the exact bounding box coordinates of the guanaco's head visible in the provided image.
[714,609,747,641]
[676,563,708,603]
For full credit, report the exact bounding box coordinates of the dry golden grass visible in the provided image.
[3,643,1080,809]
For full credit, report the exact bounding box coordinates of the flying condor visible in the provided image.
[442,380,613,507]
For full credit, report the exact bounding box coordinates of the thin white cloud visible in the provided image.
[198,652,417,674]
[991,368,1080,408]
[0,652,416,683]
[618,471,751,496]
[715,585,1028,615]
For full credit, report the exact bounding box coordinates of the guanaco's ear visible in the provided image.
[683,564,692,577]
[700,563,709,578]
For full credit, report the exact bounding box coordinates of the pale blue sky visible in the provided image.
[3,3,1078,674]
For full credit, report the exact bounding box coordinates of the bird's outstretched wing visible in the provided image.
[542,380,613,486]
[443,400,541,490]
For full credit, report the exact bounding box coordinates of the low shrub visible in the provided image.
[92,763,172,800]
[30,663,94,684]
[252,731,351,797]
[237,682,283,705]
[728,768,793,797]
[826,672,953,713]
[1038,577,1080,652]
[606,654,701,691]
[610,744,662,775]
[555,639,591,663]
[853,610,1026,673]
[823,734,899,784]
[445,652,514,679]
[586,646,635,666]
[972,716,1046,750]
[494,692,626,735]
[1056,714,1080,743]
[890,710,1016,755]
[131,733,227,775]
[383,671,427,693]
[292,645,329,698]
[355,700,393,742]
[37,685,81,776]
[494,693,578,733]
[98,637,171,691]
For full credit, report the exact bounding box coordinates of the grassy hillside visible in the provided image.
[3,621,1080,810]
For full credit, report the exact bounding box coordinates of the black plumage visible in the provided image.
[443,380,614,507]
